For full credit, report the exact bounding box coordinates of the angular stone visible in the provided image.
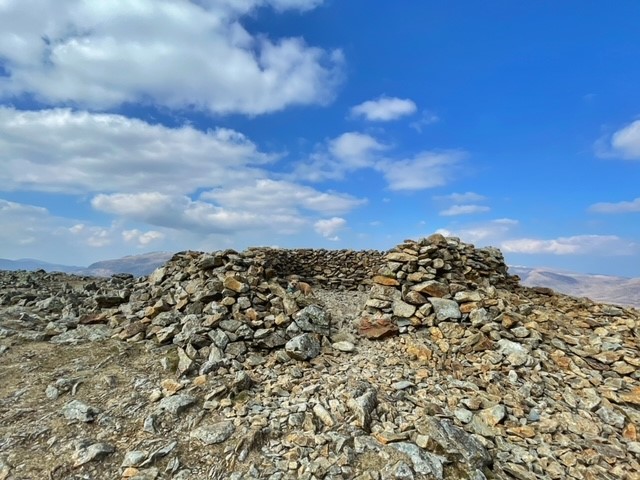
[293,305,331,336]
[157,394,196,415]
[413,281,449,298]
[373,275,400,286]
[393,299,416,318]
[191,422,235,445]
[389,442,445,479]
[417,417,491,470]
[357,317,398,339]
[387,252,418,263]
[223,276,249,293]
[62,400,99,423]
[73,442,115,467]
[285,333,321,361]
[348,388,377,432]
[454,291,483,303]
[428,298,461,322]
[497,339,531,367]
[403,290,427,305]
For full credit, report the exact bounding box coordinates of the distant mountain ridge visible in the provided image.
[0,252,173,278]
[510,266,640,308]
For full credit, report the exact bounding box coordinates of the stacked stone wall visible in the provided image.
[249,247,385,291]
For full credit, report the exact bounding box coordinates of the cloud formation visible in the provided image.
[598,119,640,160]
[378,151,465,191]
[501,235,637,255]
[350,96,417,121]
[0,107,270,194]
[313,217,346,240]
[0,0,342,115]
[439,204,490,216]
[589,197,640,213]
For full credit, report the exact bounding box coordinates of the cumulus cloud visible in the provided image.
[0,0,342,114]
[377,150,465,191]
[293,130,465,191]
[0,107,271,194]
[92,192,308,234]
[313,217,346,240]
[589,197,640,213]
[350,96,417,121]
[202,179,366,216]
[293,132,387,182]
[597,119,640,160]
[501,235,637,255]
[436,218,519,245]
[122,229,166,246]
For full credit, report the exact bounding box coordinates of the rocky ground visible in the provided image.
[1,237,639,480]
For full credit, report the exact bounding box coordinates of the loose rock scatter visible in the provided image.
[0,234,638,479]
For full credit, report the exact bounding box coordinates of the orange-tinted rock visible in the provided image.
[357,317,398,339]
[373,275,400,286]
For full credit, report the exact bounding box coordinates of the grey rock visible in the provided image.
[332,341,356,352]
[62,400,99,423]
[347,388,377,432]
[428,298,461,322]
[73,442,115,467]
[392,299,416,318]
[496,339,530,366]
[293,305,332,336]
[157,394,196,415]
[596,406,625,428]
[191,421,235,445]
[389,442,446,479]
[419,417,491,470]
[285,333,321,361]
[140,441,178,467]
[122,450,148,467]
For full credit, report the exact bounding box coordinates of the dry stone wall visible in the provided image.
[249,247,385,291]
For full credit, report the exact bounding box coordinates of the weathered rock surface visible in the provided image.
[1,236,639,479]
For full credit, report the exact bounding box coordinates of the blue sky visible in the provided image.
[1,1,639,276]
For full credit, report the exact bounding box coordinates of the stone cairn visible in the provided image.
[358,233,519,339]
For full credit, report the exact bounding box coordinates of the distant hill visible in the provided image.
[0,258,84,273]
[510,266,640,308]
[0,252,173,278]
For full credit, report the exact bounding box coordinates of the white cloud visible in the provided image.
[598,119,640,160]
[377,150,465,191]
[439,204,490,216]
[436,218,518,244]
[314,217,346,240]
[329,132,386,165]
[123,229,166,246]
[92,192,308,234]
[436,192,486,203]
[501,235,637,255]
[293,132,386,182]
[350,96,417,121]
[203,179,366,216]
[589,197,640,214]
[0,107,271,194]
[0,0,341,115]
